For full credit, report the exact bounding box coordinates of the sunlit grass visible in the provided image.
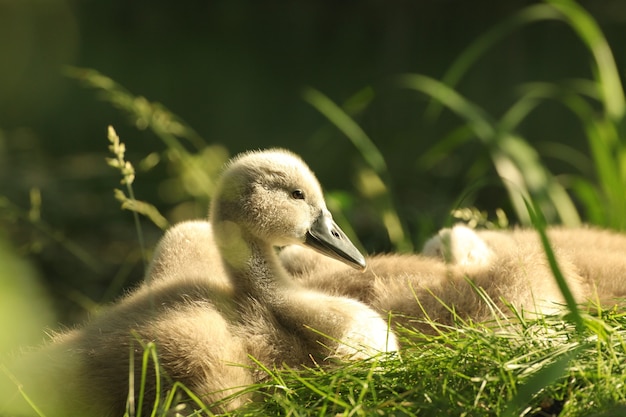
[224,308,626,417]
[94,298,625,417]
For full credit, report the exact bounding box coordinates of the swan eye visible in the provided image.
[291,189,305,200]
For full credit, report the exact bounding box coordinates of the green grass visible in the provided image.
[412,0,626,230]
[121,306,626,417]
[253,311,625,417]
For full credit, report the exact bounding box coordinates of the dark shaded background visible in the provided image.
[1,0,625,325]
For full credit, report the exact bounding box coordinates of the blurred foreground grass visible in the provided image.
[0,234,56,355]
[234,309,626,417]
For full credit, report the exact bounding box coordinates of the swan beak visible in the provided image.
[304,213,367,270]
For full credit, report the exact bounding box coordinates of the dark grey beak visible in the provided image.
[304,212,366,270]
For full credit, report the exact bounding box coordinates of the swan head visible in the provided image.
[210,149,366,270]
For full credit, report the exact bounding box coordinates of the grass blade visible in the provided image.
[523,198,584,332]
[546,0,625,119]
[400,74,581,226]
[302,87,387,174]
[426,4,563,119]
[502,344,582,417]
[303,87,413,251]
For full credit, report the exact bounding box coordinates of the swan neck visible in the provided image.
[215,222,293,302]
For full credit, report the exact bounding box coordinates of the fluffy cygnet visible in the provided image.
[423,223,626,305]
[1,149,397,417]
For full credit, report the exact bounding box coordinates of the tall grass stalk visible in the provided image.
[67,67,228,205]
[0,194,102,272]
[420,0,626,230]
[106,126,159,273]
[65,67,208,152]
[425,3,563,120]
[546,0,624,119]
[524,198,584,332]
[302,87,413,252]
[513,80,626,229]
[427,0,624,120]
[399,73,580,226]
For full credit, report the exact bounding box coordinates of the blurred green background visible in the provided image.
[1,0,625,329]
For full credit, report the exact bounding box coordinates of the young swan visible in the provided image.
[209,149,397,361]
[423,223,626,305]
[1,149,397,417]
[422,224,495,267]
[280,249,563,333]
[280,222,601,328]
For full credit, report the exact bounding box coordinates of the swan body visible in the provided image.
[146,220,231,291]
[423,223,626,304]
[289,223,626,323]
[422,223,495,267]
[2,149,397,417]
[280,242,583,329]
